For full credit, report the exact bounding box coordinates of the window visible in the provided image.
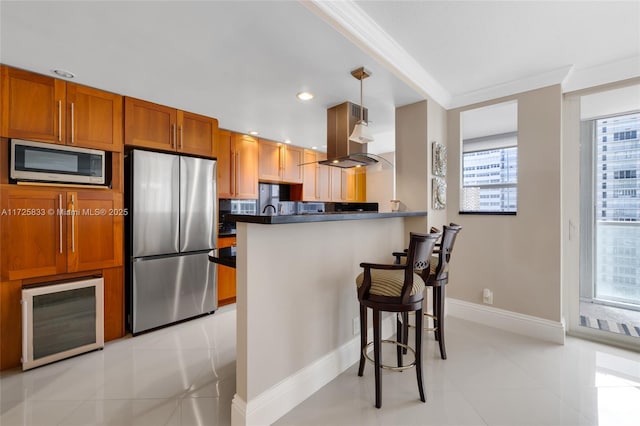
[460,101,518,213]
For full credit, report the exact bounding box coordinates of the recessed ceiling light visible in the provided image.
[311,146,318,150]
[248,130,259,136]
[52,69,75,79]
[284,139,292,144]
[296,92,314,101]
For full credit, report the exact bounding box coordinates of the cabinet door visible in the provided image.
[1,66,66,144]
[67,83,123,151]
[234,134,259,199]
[1,188,66,280]
[217,237,236,306]
[302,150,317,201]
[355,167,367,202]
[67,191,123,272]
[282,146,303,183]
[217,130,233,198]
[178,110,217,157]
[330,166,343,201]
[124,97,176,151]
[316,154,331,201]
[342,169,355,201]
[258,140,281,182]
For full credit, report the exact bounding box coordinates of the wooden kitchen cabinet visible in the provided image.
[124,97,217,157]
[218,131,258,199]
[217,236,236,306]
[1,66,123,151]
[0,188,66,280]
[302,150,318,200]
[67,191,123,272]
[0,187,123,281]
[258,140,303,183]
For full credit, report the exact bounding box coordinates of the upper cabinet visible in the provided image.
[1,66,123,151]
[258,140,303,184]
[124,97,217,158]
[218,131,258,199]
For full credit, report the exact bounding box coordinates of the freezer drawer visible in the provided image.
[132,252,216,334]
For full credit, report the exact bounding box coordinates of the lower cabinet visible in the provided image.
[0,267,124,371]
[0,186,125,371]
[217,236,236,306]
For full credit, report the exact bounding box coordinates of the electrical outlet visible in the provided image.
[353,317,360,335]
[483,288,494,305]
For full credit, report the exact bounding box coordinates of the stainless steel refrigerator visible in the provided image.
[126,149,217,334]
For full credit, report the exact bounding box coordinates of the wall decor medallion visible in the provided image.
[433,177,446,209]
[432,142,447,177]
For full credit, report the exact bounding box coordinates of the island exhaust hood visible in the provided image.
[319,101,379,168]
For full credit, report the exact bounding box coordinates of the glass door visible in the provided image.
[580,110,640,341]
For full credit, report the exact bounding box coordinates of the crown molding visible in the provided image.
[301,0,452,108]
[562,56,640,94]
[449,65,574,109]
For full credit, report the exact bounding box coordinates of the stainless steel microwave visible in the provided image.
[10,139,106,185]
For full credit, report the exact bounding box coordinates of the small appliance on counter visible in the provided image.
[219,199,258,235]
[297,202,326,214]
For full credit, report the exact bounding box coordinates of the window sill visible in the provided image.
[458,211,517,216]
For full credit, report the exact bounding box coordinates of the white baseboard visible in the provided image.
[446,298,566,345]
[231,314,396,426]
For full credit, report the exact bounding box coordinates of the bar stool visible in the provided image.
[355,230,441,408]
[394,223,462,360]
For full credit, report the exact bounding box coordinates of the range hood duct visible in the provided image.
[320,101,379,168]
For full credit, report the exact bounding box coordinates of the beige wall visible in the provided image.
[395,98,450,237]
[447,85,563,322]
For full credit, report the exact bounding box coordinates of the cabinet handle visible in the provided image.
[58,194,63,254]
[171,124,175,148]
[233,152,240,195]
[58,100,62,142]
[179,126,183,149]
[70,102,75,144]
[71,195,75,253]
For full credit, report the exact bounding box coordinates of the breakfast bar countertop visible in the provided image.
[226,211,427,225]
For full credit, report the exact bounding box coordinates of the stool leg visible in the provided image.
[415,307,426,403]
[437,286,447,360]
[402,312,409,355]
[373,308,382,408]
[433,287,440,341]
[358,304,367,376]
[396,313,403,368]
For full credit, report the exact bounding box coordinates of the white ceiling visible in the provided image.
[1,1,638,155]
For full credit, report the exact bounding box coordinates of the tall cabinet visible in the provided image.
[217,131,259,199]
[0,65,125,370]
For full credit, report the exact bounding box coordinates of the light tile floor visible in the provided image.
[1,304,639,426]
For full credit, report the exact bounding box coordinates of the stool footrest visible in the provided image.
[363,340,416,372]
[397,312,438,332]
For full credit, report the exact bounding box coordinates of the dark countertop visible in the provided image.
[227,211,427,225]
[208,247,236,268]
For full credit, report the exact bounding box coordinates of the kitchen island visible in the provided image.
[229,211,427,426]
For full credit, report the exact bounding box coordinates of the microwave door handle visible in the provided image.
[59,194,63,254]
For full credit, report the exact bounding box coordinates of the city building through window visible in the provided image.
[460,100,518,213]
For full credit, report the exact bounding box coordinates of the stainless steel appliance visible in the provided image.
[10,139,106,185]
[127,150,217,334]
[22,277,104,370]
